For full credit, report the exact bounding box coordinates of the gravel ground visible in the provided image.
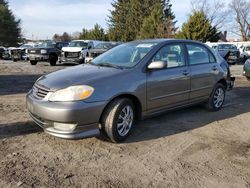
[0,60,249,188]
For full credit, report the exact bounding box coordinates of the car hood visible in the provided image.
[36,64,123,91]
[62,47,84,52]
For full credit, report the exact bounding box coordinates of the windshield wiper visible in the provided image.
[97,62,123,69]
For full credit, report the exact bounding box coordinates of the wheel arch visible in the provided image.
[217,79,227,90]
[99,93,142,123]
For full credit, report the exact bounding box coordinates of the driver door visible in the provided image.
[146,43,190,112]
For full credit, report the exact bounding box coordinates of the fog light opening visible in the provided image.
[53,122,77,131]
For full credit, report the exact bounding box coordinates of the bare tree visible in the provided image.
[190,0,228,29]
[229,0,250,41]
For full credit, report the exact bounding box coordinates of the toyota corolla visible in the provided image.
[26,39,234,143]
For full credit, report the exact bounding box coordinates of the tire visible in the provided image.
[49,54,58,66]
[100,98,135,143]
[79,58,85,64]
[30,60,37,65]
[205,83,226,111]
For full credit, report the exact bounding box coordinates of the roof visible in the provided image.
[128,38,204,45]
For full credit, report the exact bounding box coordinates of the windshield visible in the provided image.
[95,43,114,49]
[69,41,88,48]
[91,42,157,68]
[245,46,250,51]
[38,42,55,48]
[218,44,237,50]
[20,44,32,48]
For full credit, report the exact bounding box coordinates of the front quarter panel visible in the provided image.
[85,68,147,111]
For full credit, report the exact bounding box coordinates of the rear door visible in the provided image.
[186,43,218,101]
[146,43,190,111]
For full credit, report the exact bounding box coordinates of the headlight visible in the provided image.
[49,85,94,102]
[41,49,47,54]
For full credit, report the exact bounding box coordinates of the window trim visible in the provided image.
[185,42,217,66]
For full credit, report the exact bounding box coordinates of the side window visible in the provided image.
[209,52,216,63]
[88,42,93,49]
[56,43,62,49]
[186,44,210,65]
[152,44,186,68]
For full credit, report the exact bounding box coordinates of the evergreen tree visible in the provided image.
[108,0,130,41]
[138,3,162,39]
[79,24,107,41]
[88,24,106,40]
[157,0,177,38]
[176,11,220,42]
[79,28,89,40]
[108,0,177,41]
[0,0,21,46]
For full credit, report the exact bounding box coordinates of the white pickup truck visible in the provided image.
[60,40,102,64]
[240,45,250,62]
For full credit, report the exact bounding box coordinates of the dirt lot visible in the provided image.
[0,60,250,188]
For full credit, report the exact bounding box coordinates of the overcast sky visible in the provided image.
[8,0,230,40]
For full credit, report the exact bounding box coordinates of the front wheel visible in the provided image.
[49,55,58,66]
[100,98,135,143]
[30,60,37,65]
[205,83,226,111]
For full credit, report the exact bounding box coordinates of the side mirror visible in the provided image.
[147,61,166,70]
[88,46,92,50]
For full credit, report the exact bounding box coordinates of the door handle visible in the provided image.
[182,70,189,76]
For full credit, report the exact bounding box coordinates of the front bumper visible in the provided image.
[85,57,93,63]
[60,54,84,63]
[29,54,49,61]
[26,92,107,139]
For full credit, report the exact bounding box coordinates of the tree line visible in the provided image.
[1,0,250,46]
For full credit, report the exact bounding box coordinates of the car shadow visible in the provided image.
[0,74,42,95]
[124,86,250,143]
[0,121,42,140]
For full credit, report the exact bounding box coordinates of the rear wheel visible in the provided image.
[49,54,58,66]
[205,83,226,111]
[30,60,37,65]
[100,98,135,143]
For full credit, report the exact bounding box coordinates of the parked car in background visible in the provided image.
[2,47,15,60]
[60,40,101,64]
[214,44,240,65]
[10,43,37,61]
[27,39,235,143]
[85,42,121,63]
[240,45,250,63]
[243,59,250,80]
[28,41,69,66]
[0,47,5,59]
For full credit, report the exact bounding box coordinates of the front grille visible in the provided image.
[32,84,50,100]
[65,52,80,58]
[29,49,41,54]
[90,52,102,58]
[229,51,239,57]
